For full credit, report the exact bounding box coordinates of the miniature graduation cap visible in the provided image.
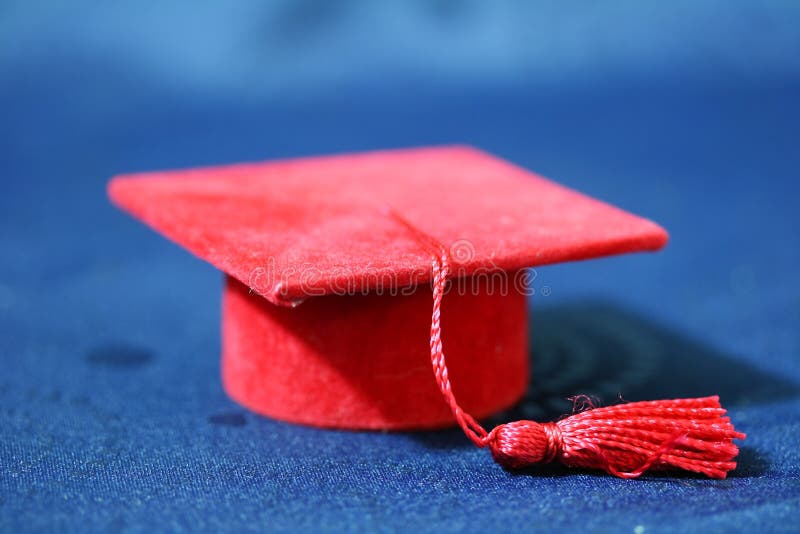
[109,146,744,478]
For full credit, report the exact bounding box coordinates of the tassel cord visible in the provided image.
[385,208,746,478]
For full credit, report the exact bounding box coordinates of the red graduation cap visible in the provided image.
[109,146,744,478]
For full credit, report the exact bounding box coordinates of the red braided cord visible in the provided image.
[430,253,489,446]
[383,208,492,445]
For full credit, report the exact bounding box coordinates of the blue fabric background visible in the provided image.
[1,2,799,532]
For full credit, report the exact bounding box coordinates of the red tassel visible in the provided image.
[486,396,746,478]
[387,209,747,479]
[426,243,746,479]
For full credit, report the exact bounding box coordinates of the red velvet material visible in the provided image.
[223,276,528,429]
[108,146,669,430]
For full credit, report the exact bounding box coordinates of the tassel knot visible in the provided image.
[488,421,563,468]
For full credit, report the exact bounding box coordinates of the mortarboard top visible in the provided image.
[109,146,668,430]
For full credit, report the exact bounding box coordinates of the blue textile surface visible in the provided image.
[1,2,799,532]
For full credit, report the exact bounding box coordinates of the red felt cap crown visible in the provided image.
[109,146,668,429]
